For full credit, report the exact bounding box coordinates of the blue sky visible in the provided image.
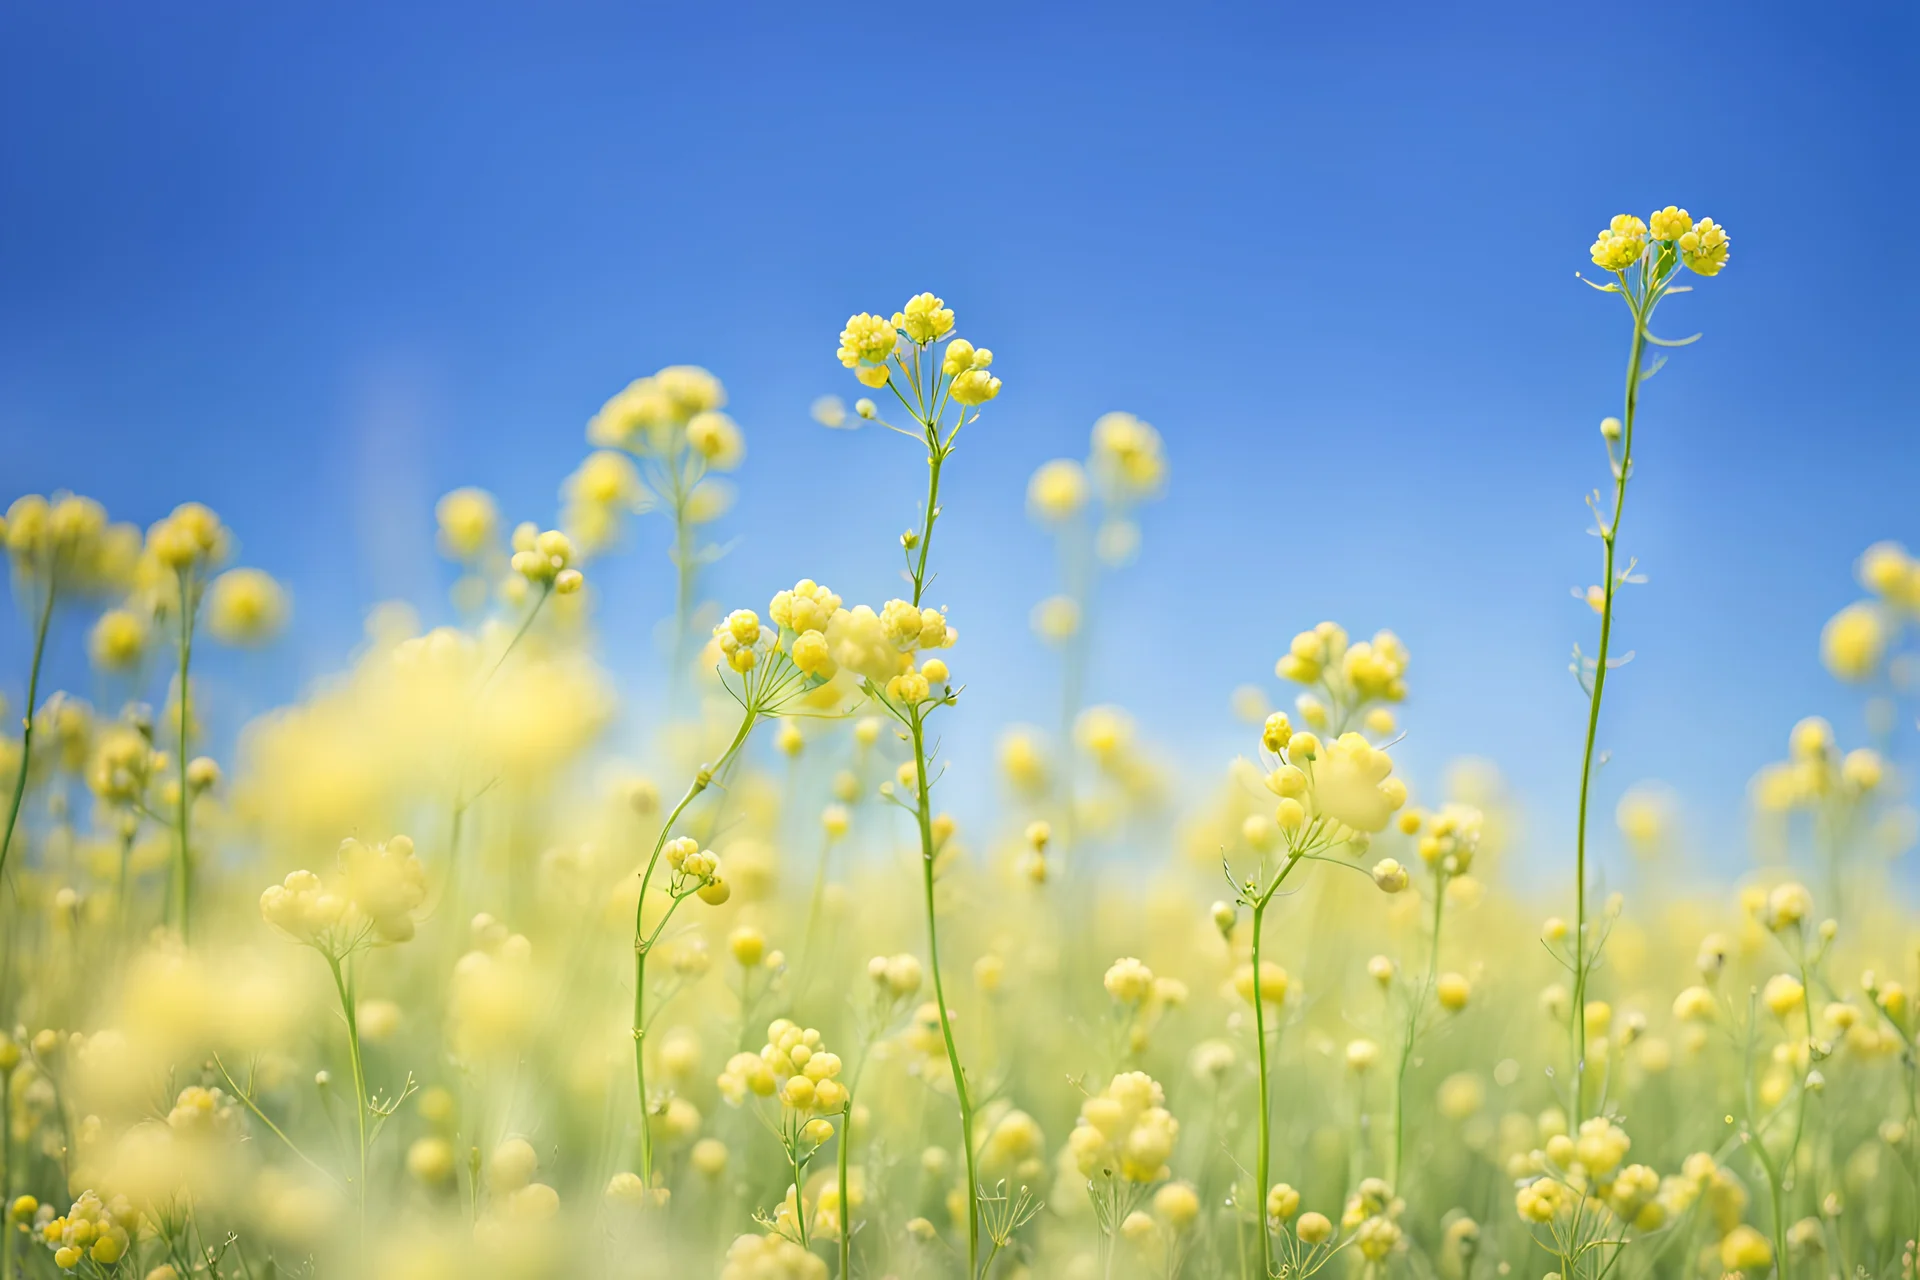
[3,1,1915,881]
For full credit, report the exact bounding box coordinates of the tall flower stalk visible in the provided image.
[837,292,1000,1276]
[1568,207,1729,1120]
[1,492,124,900]
[144,502,232,941]
[0,580,55,893]
[1230,696,1411,1279]
[631,616,827,1190]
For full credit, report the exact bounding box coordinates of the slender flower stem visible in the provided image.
[910,449,945,607]
[837,1097,854,1279]
[1390,872,1448,1191]
[913,708,979,1276]
[1571,285,1649,1123]
[632,710,758,1186]
[327,954,371,1242]
[173,568,198,940]
[1250,853,1303,1280]
[0,579,56,891]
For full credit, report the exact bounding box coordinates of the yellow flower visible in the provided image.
[1027,459,1090,522]
[1678,217,1730,276]
[837,313,897,372]
[88,609,147,672]
[1648,206,1693,241]
[892,293,954,344]
[1820,602,1884,681]
[1589,214,1648,272]
[207,568,289,645]
[950,367,1002,406]
[1091,412,1167,499]
[1068,1071,1179,1183]
[1313,734,1406,834]
[435,487,498,559]
[1720,1224,1773,1273]
[686,412,746,470]
[1763,973,1806,1018]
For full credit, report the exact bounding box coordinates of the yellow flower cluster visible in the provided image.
[718,1019,845,1116]
[837,292,1001,403]
[1067,1070,1179,1184]
[3,493,140,592]
[587,365,731,455]
[206,567,289,645]
[712,608,773,673]
[509,524,583,595]
[1750,715,1886,813]
[1588,207,1731,277]
[1261,714,1409,841]
[720,1231,828,1280]
[259,834,426,951]
[38,1190,135,1270]
[1090,412,1167,501]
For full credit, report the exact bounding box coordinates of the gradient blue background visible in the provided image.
[4,1,1915,881]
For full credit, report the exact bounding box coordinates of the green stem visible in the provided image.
[1250,853,1304,1280]
[910,448,945,608]
[1,1064,11,1280]
[838,1099,853,1278]
[327,954,370,1243]
[0,579,56,890]
[1251,895,1274,1280]
[1391,872,1448,1191]
[173,568,197,940]
[632,711,758,1186]
[1571,288,1648,1124]
[913,707,978,1277]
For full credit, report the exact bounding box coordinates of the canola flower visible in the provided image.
[14,233,1920,1280]
[1567,205,1731,1127]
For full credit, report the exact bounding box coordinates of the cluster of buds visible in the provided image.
[145,501,229,576]
[1589,207,1730,278]
[1515,1117,1695,1234]
[587,365,730,457]
[509,524,583,594]
[5,493,140,592]
[866,952,924,1007]
[1340,1178,1404,1262]
[720,1232,828,1280]
[1260,713,1408,847]
[1067,1071,1179,1185]
[1265,1182,1333,1245]
[1102,956,1189,1054]
[260,835,426,954]
[712,608,774,674]
[1402,803,1483,876]
[37,1191,136,1270]
[662,836,730,906]
[836,292,1002,405]
[1276,622,1408,736]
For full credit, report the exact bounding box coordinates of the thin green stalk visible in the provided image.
[910,448,945,608]
[0,579,56,889]
[1390,872,1448,1191]
[1,1063,12,1280]
[632,711,758,1186]
[913,707,978,1276]
[1250,853,1304,1280]
[837,1099,854,1278]
[1571,289,1648,1123]
[327,954,370,1242]
[173,568,197,940]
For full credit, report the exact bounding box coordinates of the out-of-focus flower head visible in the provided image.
[1090,412,1167,503]
[207,568,289,646]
